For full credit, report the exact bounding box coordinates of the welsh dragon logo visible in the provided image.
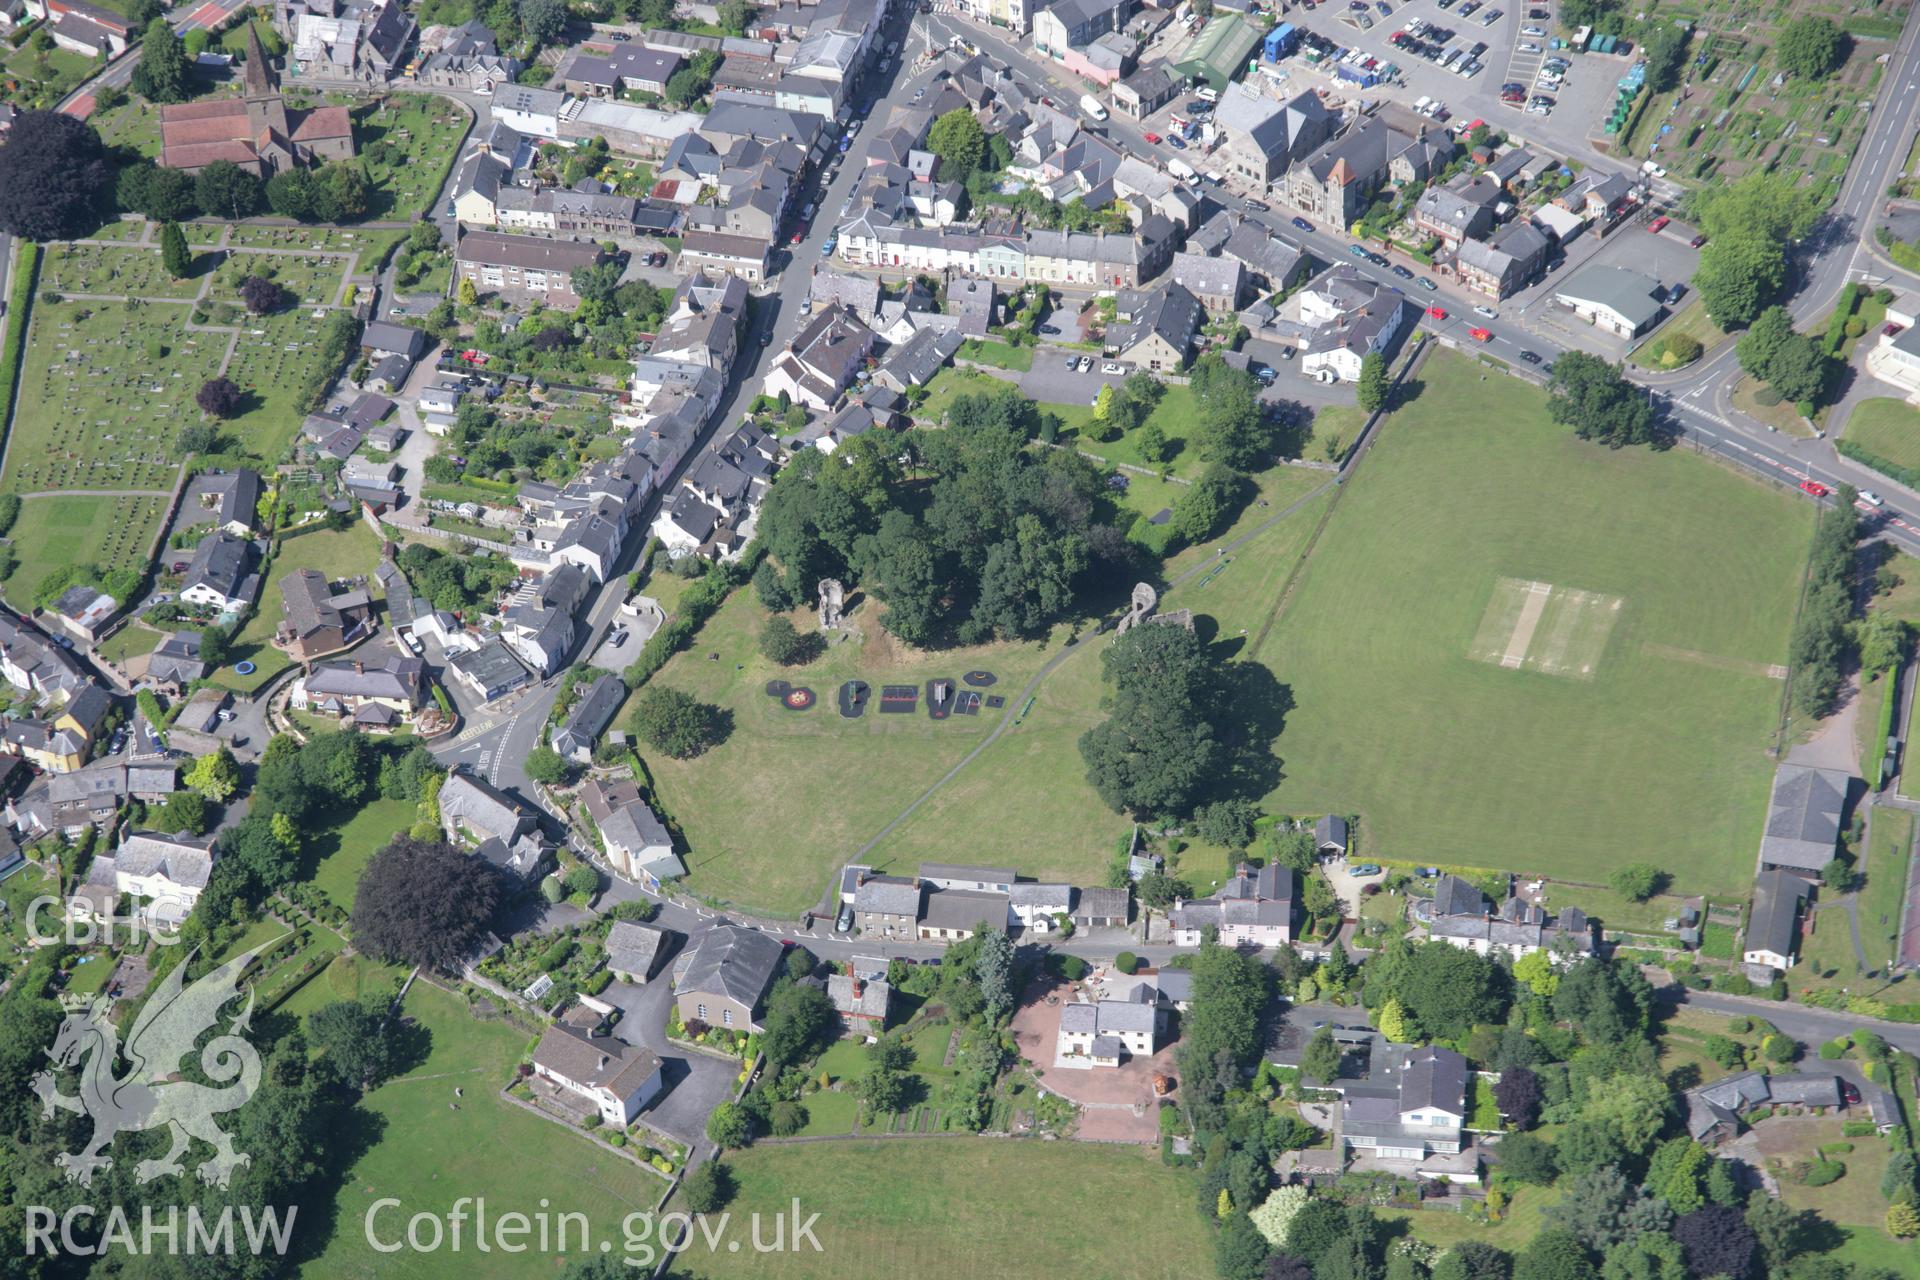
[32,944,269,1188]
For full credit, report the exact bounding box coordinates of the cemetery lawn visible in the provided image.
[1249,349,1808,896]
[5,494,167,605]
[672,1140,1204,1279]
[354,95,470,219]
[295,982,666,1279]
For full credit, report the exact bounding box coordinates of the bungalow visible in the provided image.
[1315,814,1349,854]
[1743,869,1810,972]
[1336,1043,1468,1161]
[1553,266,1665,338]
[674,923,785,1031]
[531,1017,665,1126]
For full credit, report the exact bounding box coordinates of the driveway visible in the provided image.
[599,972,743,1145]
[1019,353,1124,407]
[1009,975,1171,1144]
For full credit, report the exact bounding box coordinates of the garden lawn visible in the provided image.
[1842,398,1920,474]
[1775,1116,1895,1228]
[957,338,1033,371]
[1253,349,1808,896]
[277,951,407,1021]
[1629,300,1724,370]
[1380,1184,1562,1253]
[1799,901,1859,982]
[672,1140,1205,1279]
[97,619,165,669]
[638,589,1064,915]
[297,982,666,1279]
[303,795,418,914]
[218,523,384,692]
[5,494,166,606]
[1068,385,1214,479]
[1860,804,1914,975]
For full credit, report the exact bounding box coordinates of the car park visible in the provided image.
[1800,480,1831,497]
[1102,362,1125,374]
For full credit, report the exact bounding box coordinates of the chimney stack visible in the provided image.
[851,979,864,999]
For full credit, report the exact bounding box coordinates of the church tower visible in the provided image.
[241,23,291,142]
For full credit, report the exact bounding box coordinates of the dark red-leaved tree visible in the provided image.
[1673,1206,1757,1280]
[195,377,245,419]
[0,111,114,241]
[350,835,503,971]
[239,275,288,314]
[1493,1064,1542,1129]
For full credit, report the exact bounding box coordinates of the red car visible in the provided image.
[1647,215,1670,233]
[1468,327,1492,342]
[1428,305,1448,320]
[1799,480,1831,498]
[1144,131,1162,144]
[790,225,807,244]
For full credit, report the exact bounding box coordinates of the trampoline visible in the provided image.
[234,661,256,676]
[838,680,870,719]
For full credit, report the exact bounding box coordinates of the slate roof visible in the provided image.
[439,770,532,843]
[112,831,216,891]
[1074,886,1131,919]
[855,874,922,916]
[182,533,258,603]
[676,924,784,1008]
[533,1021,661,1099]
[605,920,666,979]
[1400,1046,1468,1114]
[1555,265,1664,329]
[919,887,1009,931]
[1746,869,1809,961]
[1759,764,1850,871]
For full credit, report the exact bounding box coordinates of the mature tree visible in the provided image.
[195,159,261,220]
[1776,15,1845,79]
[758,982,835,1067]
[1192,353,1276,466]
[1217,1211,1273,1280]
[122,162,200,221]
[1356,352,1390,414]
[308,995,397,1088]
[240,274,288,314]
[1391,941,1506,1040]
[759,615,819,665]
[856,510,944,646]
[630,685,726,758]
[1513,1230,1597,1280]
[1282,1198,1349,1266]
[1696,233,1788,328]
[1548,1167,1672,1253]
[523,745,568,784]
[1079,622,1227,817]
[1301,1025,1342,1083]
[1599,1234,1688,1280]
[716,0,756,30]
[132,16,192,103]
[351,835,503,969]
[1672,1206,1757,1280]
[1493,1065,1542,1129]
[1552,957,1652,1046]
[1735,305,1795,378]
[682,1160,733,1213]
[1554,1118,1627,1176]
[1264,1253,1314,1280]
[196,376,246,418]
[186,745,241,801]
[1741,1194,1800,1275]
[160,221,192,279]
[1181,939,1272,1079]
[974,927,1013,1022]
[1641,21,1691,91]
[1582,1072,1670,1156]
[975,514,1088,639]
[519,0,568,42]
[1497,1131,1559,1184]
[1607,862,1664,902]
[158,788,211,835]
[265,166,318,220]
[1434,1242,1512,1280]
[1546,353,1657,449]
[1173,463,1249,545]
[0,111,115,241]
[1194,798,1258,849]
[705,1101,751,1148]
[1645,1137,1709,1215]
[927,108,987,182]
[0,972,71,1134]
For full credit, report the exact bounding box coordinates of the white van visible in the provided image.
[1413,94,1432,113]
[1168,157,1199,185]
[1079,93,1109,121]
[1195,84,1219,101]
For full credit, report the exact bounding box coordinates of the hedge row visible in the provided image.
[1836,439,1920,489]
[0,243,42,462]
[1868,664,1900,786]
[1824,282,1862,357]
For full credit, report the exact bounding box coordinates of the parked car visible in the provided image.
[1292,216,1315,231]
[1390,264,1414,279]
[1689,233,1708,248]
[1518,41,1540,51]
[1647,215,1670,232]
[1518,349,1542,364]
[1350,244,1373,260]
[1351,864,1382,876]
[1245,198,1269,212]
[1417,277,1438,291]
[1799,480,1831,497]
[1101,362,1125,374]
[1144,131,1162,143]
[1168,134,1187,149]
[1076,355,1094,372]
